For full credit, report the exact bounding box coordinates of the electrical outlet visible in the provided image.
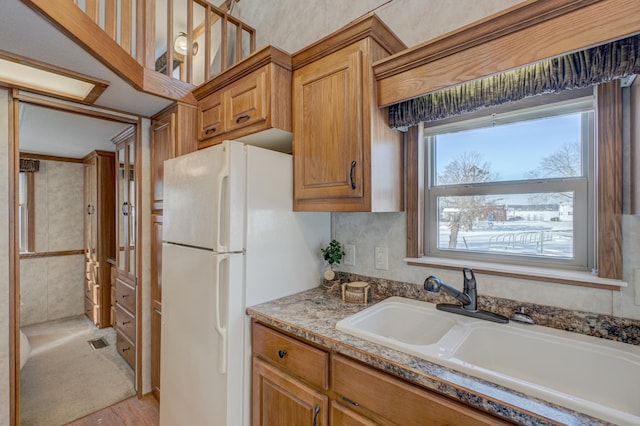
[374,246,389,270]
[344,244,356,266]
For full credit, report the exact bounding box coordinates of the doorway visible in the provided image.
[11,93,141,425]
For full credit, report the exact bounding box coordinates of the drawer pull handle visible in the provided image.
[122,347,130,352]
[122,321,131,326]
[236,114,251,124]
[277,349,287,359]
[205,127,217,135]
[349,160,357,190]
[342,396,359,407]
[121,294,129,298]
[312,404,320,426]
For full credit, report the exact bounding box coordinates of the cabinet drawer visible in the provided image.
[117,331,135,369]
[332,355,512,426]
[225,68,267,132]
[115,277,135,313]
[198,91,224,140]
[115,303,136,342]
[252,323,328,390]
[84,297,99,325]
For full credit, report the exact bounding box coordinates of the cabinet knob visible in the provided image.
[236,114,251,124]
[277,349,287,359]
[205,127,217,135]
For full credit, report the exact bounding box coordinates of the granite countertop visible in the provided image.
[246,287,612,426]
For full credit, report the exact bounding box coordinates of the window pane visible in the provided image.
[436,192,574,259]
[433,113,584,185]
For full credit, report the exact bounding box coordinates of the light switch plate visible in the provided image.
[344,244,355,266]
[374,246,389,270]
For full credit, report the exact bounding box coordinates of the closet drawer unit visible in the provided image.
[115,304,136,342]
[117,332,136,369]
[84,298,99,325]
[252,322,329,390]
[115,277,136,313]
[85,281,100,304]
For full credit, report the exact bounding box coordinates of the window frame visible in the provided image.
[405,80,623,286]
[423,97,595,271]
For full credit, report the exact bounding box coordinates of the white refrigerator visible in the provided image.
[159,140,329,426]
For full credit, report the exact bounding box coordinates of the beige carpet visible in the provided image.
[20,315,136,426]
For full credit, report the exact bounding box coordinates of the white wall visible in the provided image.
[233,0,640,320]
[20,160,85,326]
[234,0,524,53]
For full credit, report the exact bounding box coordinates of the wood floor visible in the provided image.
[66,394,159,426]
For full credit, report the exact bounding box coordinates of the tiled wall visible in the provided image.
[20,160,85,326]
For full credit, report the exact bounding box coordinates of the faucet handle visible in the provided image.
[462,268,476,290]
[510,307,535,325]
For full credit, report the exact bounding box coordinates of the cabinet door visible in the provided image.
[199,91,224,140]
[151,116,175,211]
[225,68,267,132]
[293,44,364,201]
[252,358,327,426]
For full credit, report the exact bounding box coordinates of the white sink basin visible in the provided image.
[335,296,640,425]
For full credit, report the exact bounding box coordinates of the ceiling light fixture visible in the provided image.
[0,50,109,104]
[174,32,199,56]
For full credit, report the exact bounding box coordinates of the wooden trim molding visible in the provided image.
[292,13,406,70]
[26,172,35,253]
[405,124,424,258]
[192,45,291,100]
[406,261,622,291]
[20,152,84,163]
[20,249,84,259]
[373,0,640,107]
[596,81,623,280]
[9,88,20,426]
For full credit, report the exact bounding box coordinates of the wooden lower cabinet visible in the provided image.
[252,358,328,426]
[252,322,513,426]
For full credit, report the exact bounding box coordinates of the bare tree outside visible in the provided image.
[438,152,498,248]
[526,141,581,204]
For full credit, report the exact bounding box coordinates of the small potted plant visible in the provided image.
[321,239,345,281]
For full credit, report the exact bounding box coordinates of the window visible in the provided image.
[424,96,595,271]
[18,171,35,253]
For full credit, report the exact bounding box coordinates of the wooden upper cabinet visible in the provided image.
[193,45,292,150]
[151,103,198,211]
[292,14,407,212]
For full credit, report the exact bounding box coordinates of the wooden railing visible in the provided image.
[72,0,256,87]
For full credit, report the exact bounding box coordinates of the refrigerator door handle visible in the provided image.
[215,254,228,374]
[216,169,229,253]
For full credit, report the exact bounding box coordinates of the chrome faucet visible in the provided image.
[424,268,508,324]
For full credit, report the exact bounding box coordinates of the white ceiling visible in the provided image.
[1,0,176,157]
[19,104,132,159]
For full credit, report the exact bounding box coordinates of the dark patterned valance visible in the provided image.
[389,34,640,128]
[20,159,40,173]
